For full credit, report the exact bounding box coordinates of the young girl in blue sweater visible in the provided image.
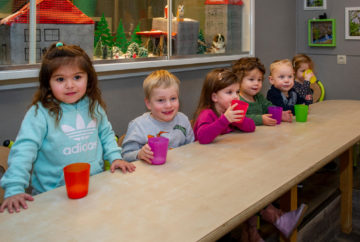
[0,42,135,213]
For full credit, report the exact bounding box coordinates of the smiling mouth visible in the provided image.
[163,110,173,115]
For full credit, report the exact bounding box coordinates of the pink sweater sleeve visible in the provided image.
[193,109,230,144]
[231,117,256,132]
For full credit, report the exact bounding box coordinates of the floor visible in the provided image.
[217,155,360,242]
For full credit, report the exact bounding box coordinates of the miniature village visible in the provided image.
[0,0,244,65]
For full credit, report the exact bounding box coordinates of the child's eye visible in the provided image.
[74,75,81,80]
[157,99,164,102]
[170,97,178,101]
[56,77,64,82]
[279,75,284,79]
[236,90,240,94]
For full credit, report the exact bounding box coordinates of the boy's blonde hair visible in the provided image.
[143,70,180,99]
[269,59,293,76]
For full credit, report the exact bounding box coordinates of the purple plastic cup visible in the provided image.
[148,136,169,165]
[267,106,283,124]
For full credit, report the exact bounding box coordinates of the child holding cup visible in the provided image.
[121,70,194,163]
[292,54,316,105]
[267,59,306,115]
[0,42,135,213]
[192,68,256,144]
[232,57,293,126]
[193,68,307,240]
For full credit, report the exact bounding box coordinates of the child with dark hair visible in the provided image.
[0,42,135,214]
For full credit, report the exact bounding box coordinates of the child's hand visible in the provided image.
[110,159,136,173]
[262,114,277,126]
[282,110,293,122]
[137,144,154,164]
[304,71,314,82]
[305,94,312,101]
[224,103,244,123]
[0,193,34,213]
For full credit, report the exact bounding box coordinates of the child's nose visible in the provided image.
[64,79,74,88]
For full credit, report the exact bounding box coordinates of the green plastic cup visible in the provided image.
[294,104,308,122]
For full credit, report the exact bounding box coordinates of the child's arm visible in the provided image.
[1,106,47,212]
[97,106,125,166]
[121,120,148,162]
[195,109,230,144]
[136,144,153,164]
[231,117,256,131]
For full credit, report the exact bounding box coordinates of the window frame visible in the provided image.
[0,0,255,82]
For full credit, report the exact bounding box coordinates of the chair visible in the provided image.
[310,80,325,102]
[0,146,10,204]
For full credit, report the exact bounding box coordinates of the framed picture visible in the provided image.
[308,19,336,47]
[345,7,360,40]
[304,0,327,10]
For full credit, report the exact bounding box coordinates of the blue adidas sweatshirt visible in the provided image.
[0,97,121,198]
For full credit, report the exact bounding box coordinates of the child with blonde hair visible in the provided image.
[232,57,292,126]
[121,70,194,163]
[292,54,315,105]
[267,59,306,114]
[0,42,135,213]
[193,68,255,144]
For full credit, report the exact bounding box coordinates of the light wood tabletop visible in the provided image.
[0,100,359,241]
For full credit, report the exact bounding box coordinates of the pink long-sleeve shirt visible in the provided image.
[193,109,256,144]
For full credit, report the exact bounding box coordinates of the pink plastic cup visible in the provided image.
[148,136,169,165]
[63,163,90,199]
[267,106,283,124]
[231,100,249,123]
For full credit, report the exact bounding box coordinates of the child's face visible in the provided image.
[145,86,179,122]
[49,64,88,104]
[212,83,240,115]
[240,68,263,100]
[295,63,310,82]
[269,64,294,94]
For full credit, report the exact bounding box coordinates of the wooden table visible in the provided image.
[0,100,358,241]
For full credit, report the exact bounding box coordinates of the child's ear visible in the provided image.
[145,98,152,110]
[211,92,218,103]
[269,76,274,85]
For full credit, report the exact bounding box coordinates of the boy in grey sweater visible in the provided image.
[121,70,194,163]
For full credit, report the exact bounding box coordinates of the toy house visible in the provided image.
[0,0,94,65]
[205,0,243,53]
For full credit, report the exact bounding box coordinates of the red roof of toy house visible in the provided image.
[0,0,94,26]
[205,0,243,5]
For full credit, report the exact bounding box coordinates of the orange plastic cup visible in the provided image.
[63,163,90,199]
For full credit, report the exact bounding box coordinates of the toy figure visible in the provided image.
[211,34,225,53]
[177,4,184,22]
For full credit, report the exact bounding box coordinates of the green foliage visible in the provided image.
[115,19,129,53]
[126,42,139,58]
[138,47,148,58]
[350,22,360,36]
[94,38,103,57]
[197,29,207,54]
[130,23,142,46]
[94,14,113,48]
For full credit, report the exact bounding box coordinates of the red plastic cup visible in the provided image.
[231,100,249,123]
[267,106,283,124]
[148,136,169,165]
[63,163,90,199]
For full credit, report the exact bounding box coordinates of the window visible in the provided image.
[0,0,254,79]
[44,29,60,41]
[24,29,41,42]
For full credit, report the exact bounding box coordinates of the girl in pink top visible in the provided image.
[193,69,308,241]
[193,68,255,144]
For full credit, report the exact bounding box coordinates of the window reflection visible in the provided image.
[0,0,251,67]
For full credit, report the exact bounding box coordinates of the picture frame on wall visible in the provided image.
[304,0,327,10]
[308,19,336,47]
[345,7,360,40]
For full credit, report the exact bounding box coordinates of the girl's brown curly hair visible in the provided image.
[31,42,106,124]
